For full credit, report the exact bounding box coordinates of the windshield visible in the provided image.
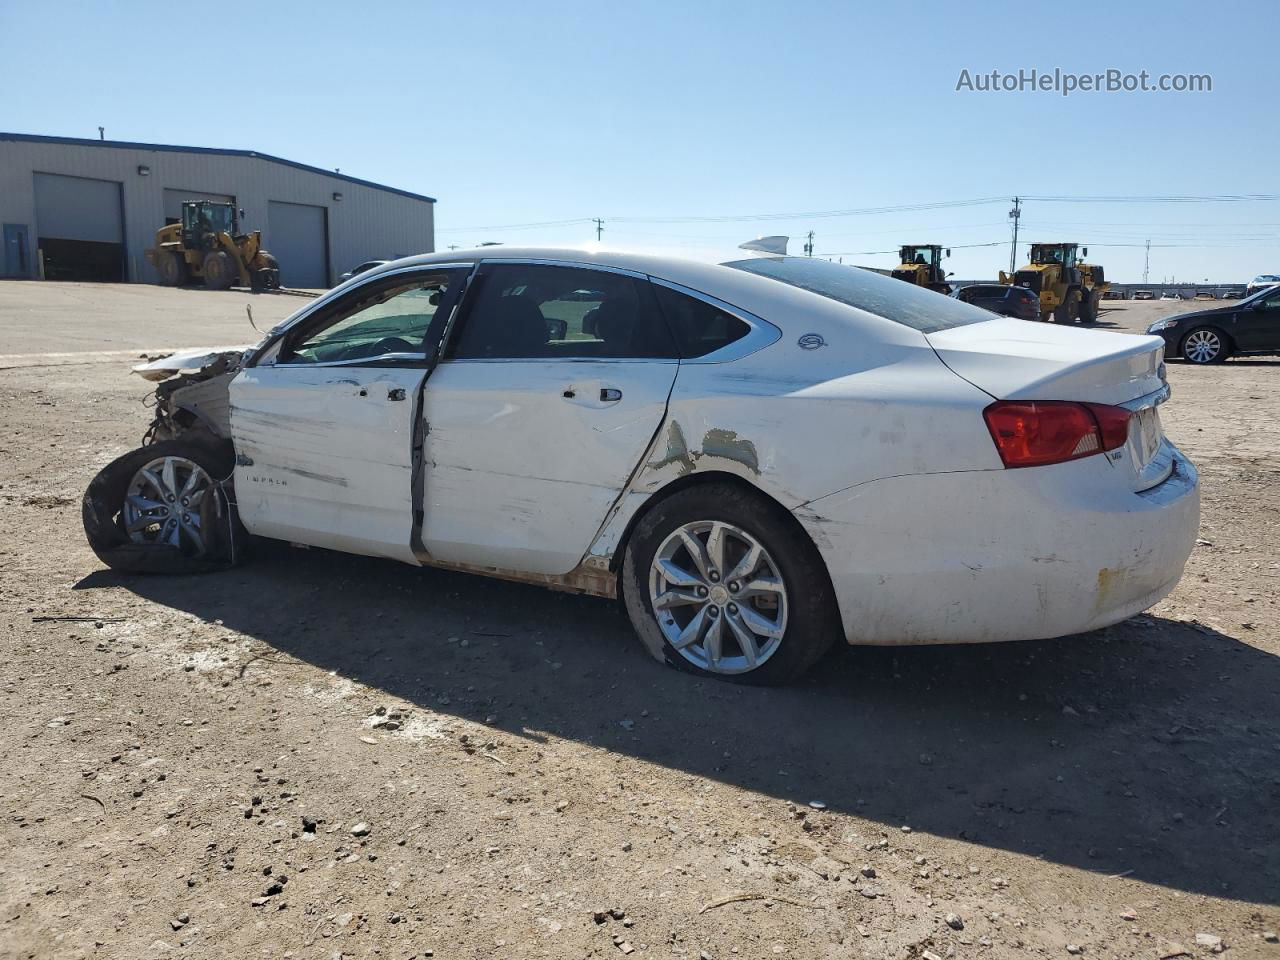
[724,257,990,334]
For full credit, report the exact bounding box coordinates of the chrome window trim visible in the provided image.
[438,357,680,366]
[267,351,428,370]
[647,277,782,364]
[478,256,647,280]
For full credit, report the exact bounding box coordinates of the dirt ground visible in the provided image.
[1,283,1277,960]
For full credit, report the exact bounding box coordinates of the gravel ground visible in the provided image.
[1,283,1277,960]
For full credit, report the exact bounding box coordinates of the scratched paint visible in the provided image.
[701,428,759,474]
[646,420,694,475]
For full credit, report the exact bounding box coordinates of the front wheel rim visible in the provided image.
[1185,329,1220,363]
[122,456,214,555]
[648,520,789,675]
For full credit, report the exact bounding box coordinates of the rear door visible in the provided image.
[420,261,679,575]
[230,265,469,561]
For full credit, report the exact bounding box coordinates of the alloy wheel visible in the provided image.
[1183,329,1221,363]
[648,520,789,675]
[122,456,214,555]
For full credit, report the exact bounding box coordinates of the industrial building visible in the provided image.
[0,132,435,288]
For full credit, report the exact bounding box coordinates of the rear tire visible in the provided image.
[1180,326,1230,364]
[621,483,838,686]
[202,250,238,290]
[157,253,188,287]
[82,436,246,574]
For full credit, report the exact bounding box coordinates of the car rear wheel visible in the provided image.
[1181,326,1230,364]
[621,483,837,685]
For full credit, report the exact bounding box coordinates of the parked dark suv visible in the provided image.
[952,283,1041,320]
[1147,283,1280,363]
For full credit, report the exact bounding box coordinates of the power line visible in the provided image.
[1022,194,1280,203]
[823,241,1006,257]
[437,193,1280,239]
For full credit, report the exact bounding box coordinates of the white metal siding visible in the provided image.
[268,201,328,288]
[0,138,434,282]
[33,173,123,243]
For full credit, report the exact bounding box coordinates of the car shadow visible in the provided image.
[76,540,1280,905]
[1165,357,1280,366]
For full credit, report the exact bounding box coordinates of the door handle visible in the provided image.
[387,387,406,401]
[599,387,622,402]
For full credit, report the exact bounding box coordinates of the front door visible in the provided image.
[2,224,30,278]
[1235,287,1280,352]
[230,266,468,562]
[421,261,680,575]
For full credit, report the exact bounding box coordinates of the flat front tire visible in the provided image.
[621,483,838,685]
[82,436,245,574]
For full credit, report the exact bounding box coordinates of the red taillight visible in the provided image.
[984,401,1131,468]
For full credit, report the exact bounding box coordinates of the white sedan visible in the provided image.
[84,245,1200,684]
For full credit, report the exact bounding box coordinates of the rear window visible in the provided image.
[965,285,1008,298]
[725,257,991,334]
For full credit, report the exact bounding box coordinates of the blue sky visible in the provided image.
[3,0,1277,282]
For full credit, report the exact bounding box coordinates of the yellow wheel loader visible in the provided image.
[891,244,952,294]
[1000,242,1110,323]
[146,201,281,292]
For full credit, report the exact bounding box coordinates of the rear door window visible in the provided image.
[449,263,678,360]
[651,283,751,358]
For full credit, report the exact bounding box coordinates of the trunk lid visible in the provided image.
[926,317,1165,405]
[928,318,1173,491]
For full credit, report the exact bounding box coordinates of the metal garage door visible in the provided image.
[267,201,328,288]
[33,173,125,282]
[163,188,235,225]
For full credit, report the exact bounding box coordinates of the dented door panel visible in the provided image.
[421,359,677,575]
[230,365,428,562]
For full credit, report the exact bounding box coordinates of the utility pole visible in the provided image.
[593,218,604,242]
[1143,239,1150,284]
[804,231,815,257]
[447,244,459,251]
[1007,197,1021,274]
[98,126,105,141]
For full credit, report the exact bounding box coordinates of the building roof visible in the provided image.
[0,131,435,204]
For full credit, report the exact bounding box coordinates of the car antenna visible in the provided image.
[739,235,789,255]
[245,303,259,332]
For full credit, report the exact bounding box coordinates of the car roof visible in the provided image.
[306,244,934,348]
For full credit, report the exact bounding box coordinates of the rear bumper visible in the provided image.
[796,442,1200,646]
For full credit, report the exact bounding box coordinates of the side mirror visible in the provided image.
[546,317,568,340]
[946,271,954,277]
[1081,247,1088,257]
[945,248,951,258]
[1251,298,1267,311]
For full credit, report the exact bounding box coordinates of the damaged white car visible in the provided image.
[84,245,1200,684]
